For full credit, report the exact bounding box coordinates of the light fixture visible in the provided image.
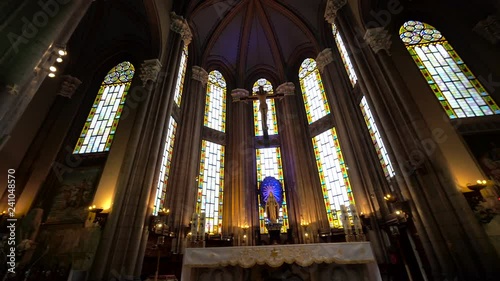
[49,66,57,72]
[467,180,489,191]
[56,57,63,63]
[58,49,67,56]
[48,73,55,78]
[384,193,397,203]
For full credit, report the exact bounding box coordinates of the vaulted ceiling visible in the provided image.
[187,0,325,84]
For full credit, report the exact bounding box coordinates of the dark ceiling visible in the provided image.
[187,0,325,84]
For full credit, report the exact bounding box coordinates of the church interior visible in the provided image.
[2,0,500,280]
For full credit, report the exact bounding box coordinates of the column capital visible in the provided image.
[170,12,193,45]
[324,0,347,24]
[364,27,392,55]
[57,75,82,99]
[473,15,500,44]
[231,88,250,102]
[192,66,208,86]
[276,82,295,95]
[315,48,334,73]
[139,59,162,86]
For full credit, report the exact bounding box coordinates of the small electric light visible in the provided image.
[48,73,56,78]
[58,49,67,56]
[56,57,63,63]
[395,210,402,215]
[49,66,57,72]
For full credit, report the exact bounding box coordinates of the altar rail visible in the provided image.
[181,242,382,281]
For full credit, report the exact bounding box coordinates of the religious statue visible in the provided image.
[230,82,295,144]
[266,192,280,223]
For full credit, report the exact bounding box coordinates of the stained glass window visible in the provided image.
[360,97,395,178]
[299,58,330,124]
[332,24,358,86]
[400,20,500,118]
[256,147,289,233]
[153,117,178,215]
[312,128,355,228]
[196,140,225,234]
[252,78,278,136]
[73,61,135,154]
[174,44,188,106]
[204,70,227,132]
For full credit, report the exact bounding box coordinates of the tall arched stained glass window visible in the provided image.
[299,59,330,124]
[299,58,355,228]
[73,61,135,154]
[332,23,358,86]
[196,140,225,234]
[400,20,500,118]
[312,128,354,228]
[174,45,188,106]
[204,70,227,132]
[153,117,178,215]
[196,70,227,234]
[252,78,278,136]
[331,24,395,179]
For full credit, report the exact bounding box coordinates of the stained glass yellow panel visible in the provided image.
[73,61,135,154]
[299,58,330,124]
[400,21,500,118]
[204,70,227,132]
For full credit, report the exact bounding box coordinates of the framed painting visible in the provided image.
[45,166,102,224]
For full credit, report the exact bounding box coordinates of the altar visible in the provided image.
[181,242,382,281]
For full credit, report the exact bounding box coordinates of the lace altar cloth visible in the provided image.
[181,242,382,281]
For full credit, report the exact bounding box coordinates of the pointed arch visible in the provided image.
[299,58,330,124]
[400,20,500,118]
[204,70,227,132]
[73,61,135,154]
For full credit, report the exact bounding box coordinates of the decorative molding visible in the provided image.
[364,27,392,55]
[139,59,162,86]
[57,75,82,98]
[231,88,250,102]
[170,12,193,45]
[473,15,500,44]
[192,66,208,86]
[6,84,19,96]
[315,48,334,72]
[276,82,295,95]
[324,0,347,24]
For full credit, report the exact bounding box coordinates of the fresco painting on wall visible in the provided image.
[46,166,101,224]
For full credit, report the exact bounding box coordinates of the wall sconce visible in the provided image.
[384,193,397,203]
[88,205,108,228]
[241,225,249,237]
[467,180,489,191]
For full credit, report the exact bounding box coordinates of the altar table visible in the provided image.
[181,242,382,281]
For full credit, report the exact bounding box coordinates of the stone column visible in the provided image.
[276,78,329,244]
[88,58,163,281]
[0,0,94,148]
[166,66,207,251]
[225,88,255,245]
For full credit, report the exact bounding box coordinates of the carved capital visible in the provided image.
[474,15,500,44]
[315,48,334,72]
[139,59,162,86]
[276,82,295,95]
[57,75,82,98]
[324,0,347,24]
[192,66,208,86]
[364,27,392,55]
[170,12,193,45]
[231,88,249,101]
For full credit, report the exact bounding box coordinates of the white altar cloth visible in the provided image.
[181,242,382,281]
